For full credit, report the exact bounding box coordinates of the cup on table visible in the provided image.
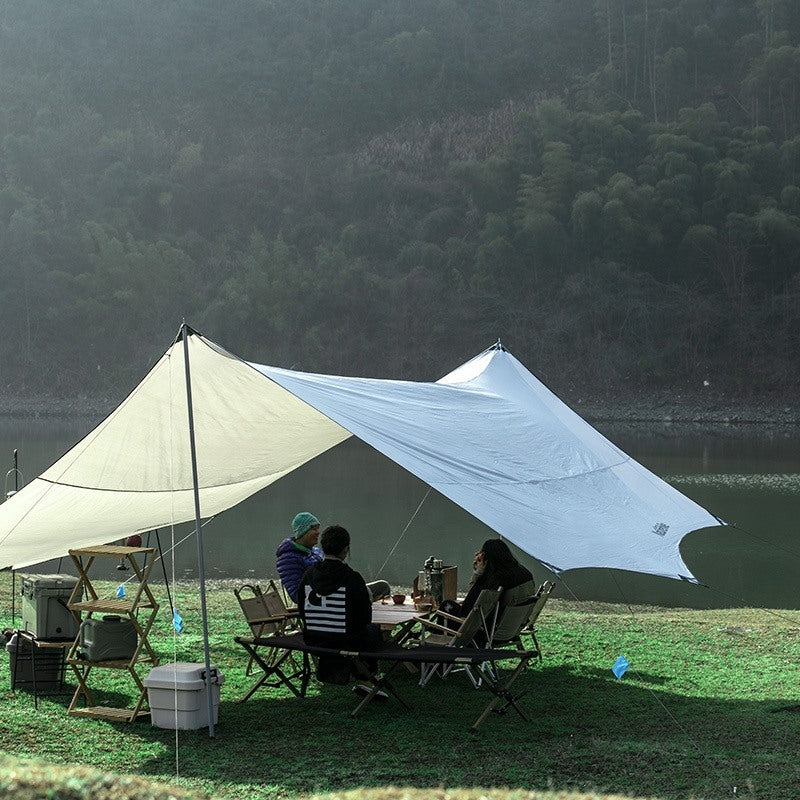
[392,594,406,605]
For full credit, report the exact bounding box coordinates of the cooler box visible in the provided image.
[21,573,79,640]
[77,616,137,661]
[144,662,225,729]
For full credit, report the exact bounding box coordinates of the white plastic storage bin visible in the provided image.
[144,662,225,729]
[21,573,79,640]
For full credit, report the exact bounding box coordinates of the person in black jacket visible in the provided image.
[440,538,535,622]
[298,524,383,653]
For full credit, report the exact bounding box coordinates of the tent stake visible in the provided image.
[182,324,216,738]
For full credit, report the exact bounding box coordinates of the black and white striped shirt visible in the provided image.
[303,585,347,634]
[298,558,372,646]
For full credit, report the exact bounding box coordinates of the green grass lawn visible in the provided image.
[1,571,798,800]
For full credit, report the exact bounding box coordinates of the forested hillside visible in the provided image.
[1,0,799,400]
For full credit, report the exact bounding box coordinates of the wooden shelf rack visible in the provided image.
[66,544,160,722]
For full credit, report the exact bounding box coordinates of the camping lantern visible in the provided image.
[420,555,444,606]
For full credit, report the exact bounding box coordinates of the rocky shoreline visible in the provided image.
[573,389,799,427]
[0,387,797,428]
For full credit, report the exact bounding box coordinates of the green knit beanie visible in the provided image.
[291,512,320,538]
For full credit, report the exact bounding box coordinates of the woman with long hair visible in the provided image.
[440,538,535,621]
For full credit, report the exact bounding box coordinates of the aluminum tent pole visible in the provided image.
[181,323,216,738]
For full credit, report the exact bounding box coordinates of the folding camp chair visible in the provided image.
[273,578,297,612]
[520,580,554,657]
[479,580,554,684]
[234,580,300,685]
[235,580,297,636]
[415,588,501,687]
[490,580,554,659]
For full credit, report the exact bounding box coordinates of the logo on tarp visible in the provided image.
[612,655,630,680]
[652,522,669,537]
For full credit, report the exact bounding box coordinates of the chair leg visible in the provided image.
[463,664,481,689]
[418,662,436,686]
[530,630,542,661]
[419,656,486,688]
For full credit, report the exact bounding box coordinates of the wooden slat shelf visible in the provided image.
[69,545,153,557]
[70,599,156,614]
[69,706,150,722]
[66,546,160,723]
[67,656,158,669]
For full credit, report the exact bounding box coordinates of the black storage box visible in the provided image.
[6,633,65,690]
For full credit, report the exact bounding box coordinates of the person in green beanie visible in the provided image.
[275,511,392,604]
[275,511,323,603]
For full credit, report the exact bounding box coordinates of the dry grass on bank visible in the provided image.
[0,753,205,800]
[0,754,661,800]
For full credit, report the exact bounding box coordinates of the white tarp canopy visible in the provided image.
[0,329,721,579]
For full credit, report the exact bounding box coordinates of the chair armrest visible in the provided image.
[416,617,456,635]
[434,609,465,624]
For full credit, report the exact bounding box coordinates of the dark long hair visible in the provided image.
[459,538,534,616]
[479,539,531,591]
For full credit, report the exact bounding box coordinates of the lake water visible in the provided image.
[1,417,799,609]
